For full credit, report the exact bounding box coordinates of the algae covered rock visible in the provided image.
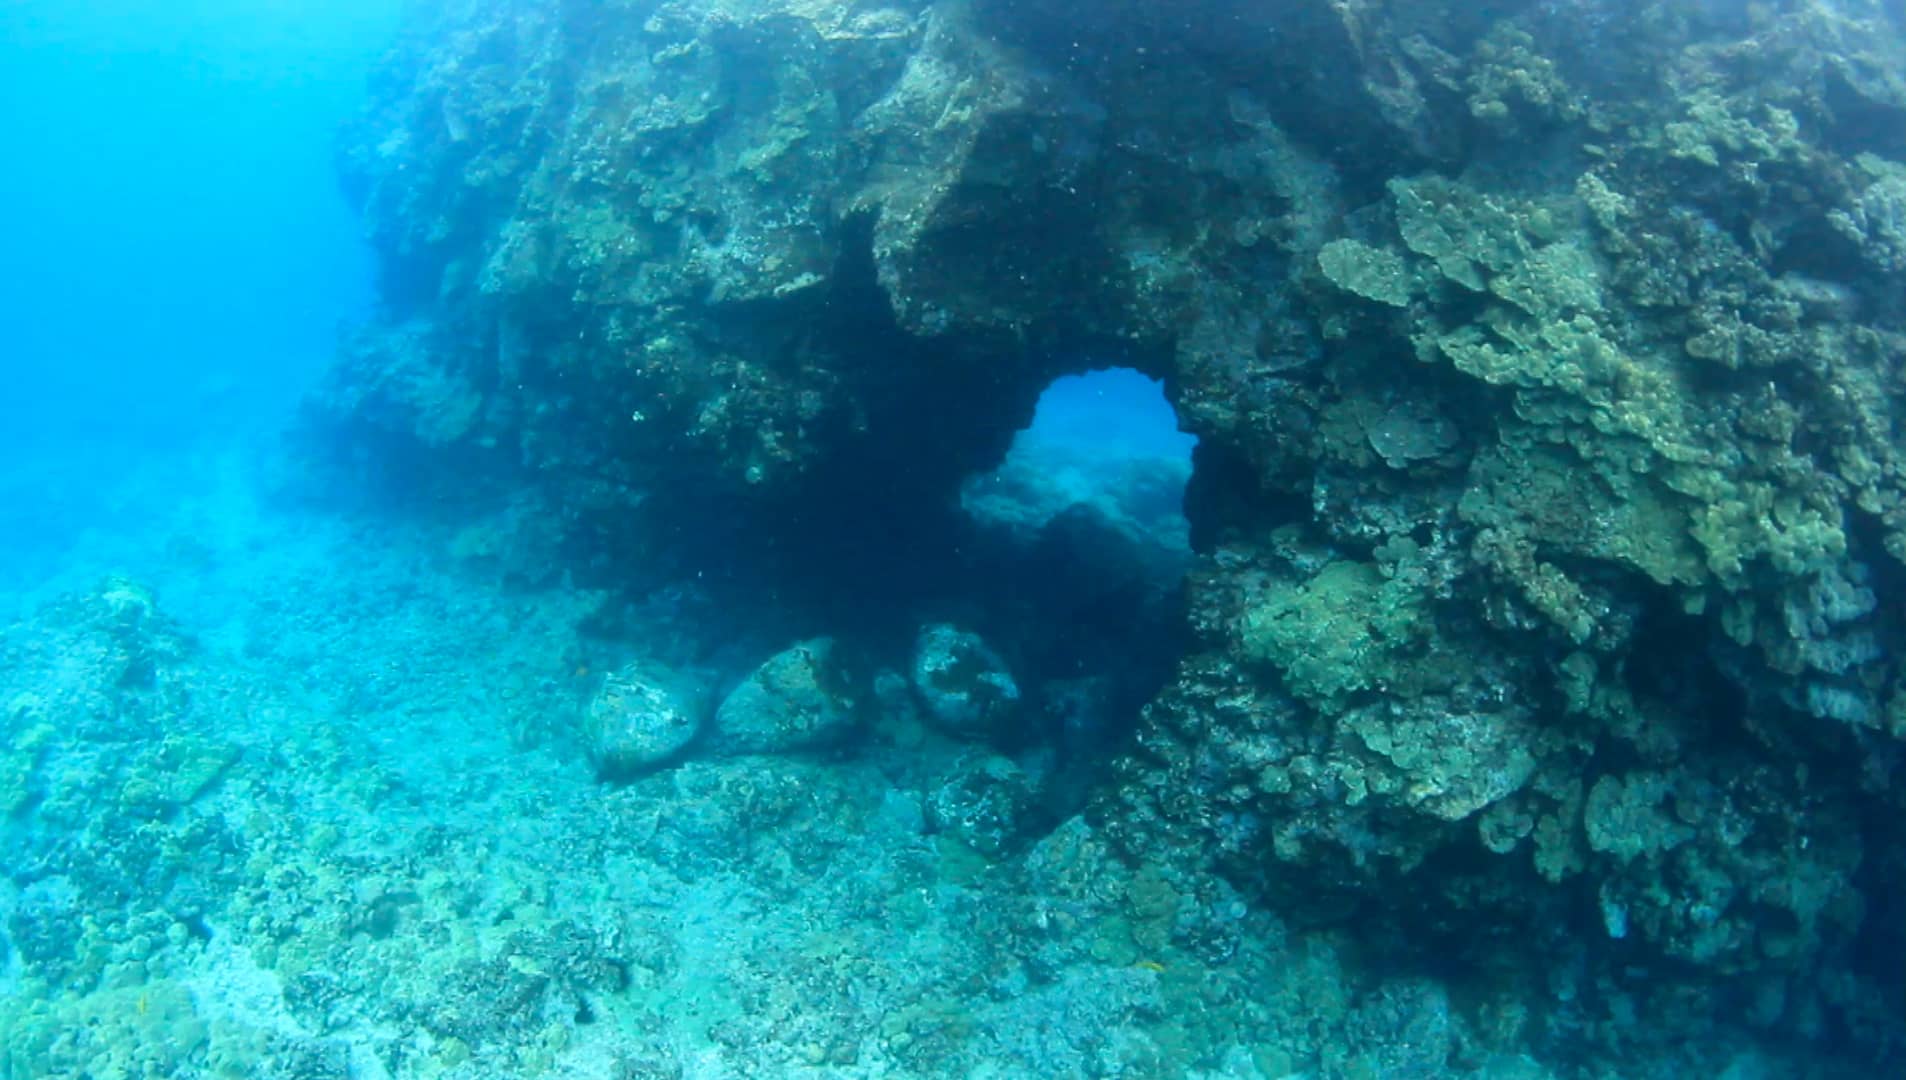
[711,638,861,755]
[312,0,1906,1069]
[1830,154,1906,275]
[925,752,1039,857]
[910,624,1021,743]
[582,662,710,779]
[1318,238,1413,308]
[1236,554,1430,708]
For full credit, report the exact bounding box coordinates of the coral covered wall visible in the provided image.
[315,0,1906,1065]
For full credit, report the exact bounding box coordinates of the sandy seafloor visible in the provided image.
[0,436,1835,1080]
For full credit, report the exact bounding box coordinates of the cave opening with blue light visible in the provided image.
[964,366,1199,558]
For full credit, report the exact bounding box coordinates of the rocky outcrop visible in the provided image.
[711,637,862,754]
[315,0,1906,1068]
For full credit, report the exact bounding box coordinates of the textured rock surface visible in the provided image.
[309,0,1906,1070]
[581,660,708,777]
[924,751,1037,857]
[910,623,1022,743]
[711,637,861,754]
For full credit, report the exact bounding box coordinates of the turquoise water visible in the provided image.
[0,0,391,450]
[0,0,396,606]
[1023,370,1197,463]
[966,369,1196,554]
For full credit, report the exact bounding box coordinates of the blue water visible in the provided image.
[1023,368,1197,462]
[967,367,1197,548]
[0,0,400,602]
[0,0,397,454]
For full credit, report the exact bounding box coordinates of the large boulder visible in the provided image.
[711,638,861,755]
[910,623,1022,743]
[582,662,710,780]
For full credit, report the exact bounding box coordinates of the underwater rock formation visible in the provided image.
[925,751,1039,858]
[910,623,1022,744]
[582,659,708,777]
[711,637,861,754]
[314,0,1906,1070]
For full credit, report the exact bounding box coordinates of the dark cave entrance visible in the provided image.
[572,218,1202,834]
[587,355,1202,830]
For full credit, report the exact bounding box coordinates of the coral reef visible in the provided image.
[277,0,1906,1073]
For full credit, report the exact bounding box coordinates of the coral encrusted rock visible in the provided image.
[910,624,1022,743]
[582,662,709,779]
[924,752,1039,857]
[315,0,1906,1069]
[711,638,861,755]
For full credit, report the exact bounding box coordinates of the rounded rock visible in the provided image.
[926,753,1039,857]
[583,662,709,780]
[910,623,1021,742]
[711,638,860,755]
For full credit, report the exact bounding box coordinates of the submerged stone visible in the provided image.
[583,662,709,779]
[926,752,1038,858]
[711,638,860,755]
[910,624,1021,743]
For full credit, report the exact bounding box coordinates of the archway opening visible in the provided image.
[963,366,1197,556]
[950,366,1198,818]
